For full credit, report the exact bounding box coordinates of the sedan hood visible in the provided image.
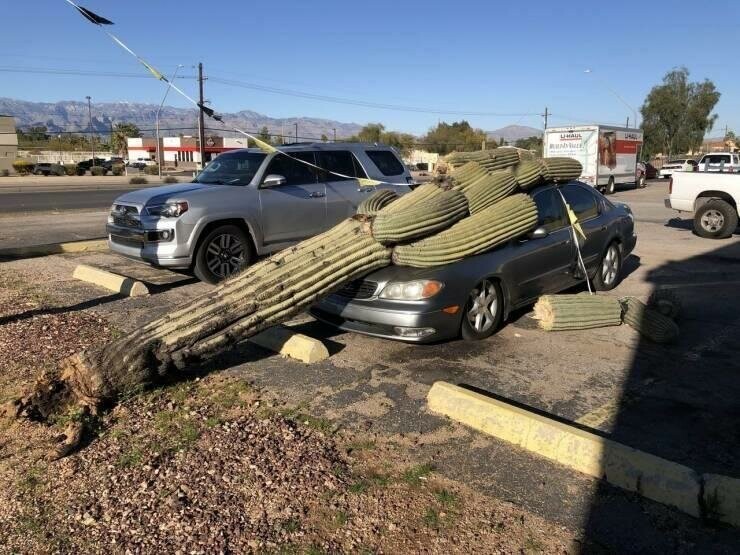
[115,182,214,206]
[358,263,452,283]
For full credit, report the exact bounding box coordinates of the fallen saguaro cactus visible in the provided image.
[620,297,680,343]
[11,147,585,457]
[533,294,624,331]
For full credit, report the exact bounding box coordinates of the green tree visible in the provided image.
[258,126,272,144]
[347,123,417,156]
[514,135,543,156]
[422,121,488,155]
[640,67,720,158]
[320,133,329,142]
[111,123,141,156]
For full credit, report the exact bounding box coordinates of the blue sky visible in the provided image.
[1,0,738,136]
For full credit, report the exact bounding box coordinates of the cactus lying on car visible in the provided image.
[541,157,583,182]
[620,296,679,343]
[372,188,469,244]
[392,194,537,267]
[462,170,518,213]
[513,159,545,190]
[357,189,398,216]
[533,294,624,331]
[380,182,446,213]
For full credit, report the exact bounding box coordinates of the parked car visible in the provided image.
[636,161,658,181]
[665,170,740,238]
[311,181,636,343]
[32,162,64,176]
[635,163,648,188]
[76,158,111,175]
[107,143,414,283]
[128,158,156,169]
[697,152,740,173]
[659,159,697,178]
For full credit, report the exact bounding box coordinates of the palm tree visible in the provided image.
[111,123,141,156]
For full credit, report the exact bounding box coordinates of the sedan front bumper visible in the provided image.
[310,294,461,343]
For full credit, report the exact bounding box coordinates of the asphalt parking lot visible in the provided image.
[2,179,739,551]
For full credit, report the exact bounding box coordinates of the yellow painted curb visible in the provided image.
[0,238,107,260]
[703,473,740,527]
[249,326,329,363]
[427,381,701,518]
[72,264,149,297]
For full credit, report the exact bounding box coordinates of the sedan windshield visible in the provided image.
[194,151,266,185]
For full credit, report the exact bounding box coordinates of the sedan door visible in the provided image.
[258,151,327,245]
[505,187,576,303]
[560,183,610,275]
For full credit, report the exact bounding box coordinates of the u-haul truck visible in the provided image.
[543,125,643,195]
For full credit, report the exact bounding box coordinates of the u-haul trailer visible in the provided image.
[543,125,643,195]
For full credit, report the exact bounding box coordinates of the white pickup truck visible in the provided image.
[665,172,739,238]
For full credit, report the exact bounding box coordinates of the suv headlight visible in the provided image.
[379,280,443,300]
[146,201,189,218]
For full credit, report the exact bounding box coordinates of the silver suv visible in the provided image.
[107,143,413,283]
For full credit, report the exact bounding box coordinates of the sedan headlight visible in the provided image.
[146,201,189,218]
[379,280,443,300]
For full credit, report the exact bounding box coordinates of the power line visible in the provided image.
[0,66,196,80]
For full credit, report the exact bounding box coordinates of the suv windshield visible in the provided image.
[194,151,267,185]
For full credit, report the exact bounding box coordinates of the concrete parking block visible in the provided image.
[249,326,329,363]
[0,238,107,260]
[427,381,703,519]
[72,263,149,297]
[703,473,740,527]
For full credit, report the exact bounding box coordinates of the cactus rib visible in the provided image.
[357,189,399,215]
[533,294,623,331]
[620,297,679,343]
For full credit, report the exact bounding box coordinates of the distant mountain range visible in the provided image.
[0,98,364,140]
[487,125,542,143]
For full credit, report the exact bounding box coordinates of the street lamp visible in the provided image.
[86,95,95,164]
[156,64,184,178]
[294,122,298,143]
[58,134,62,164]
[584,69,638,128]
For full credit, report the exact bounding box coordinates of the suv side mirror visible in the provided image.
[530,226,549,239]
[262,174,286,187]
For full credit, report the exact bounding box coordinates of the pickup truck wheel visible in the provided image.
[461,278,503,341]
[606,176,616,195]
[194,225,252,284]
[693,199,738,239]
[593,242,621,291]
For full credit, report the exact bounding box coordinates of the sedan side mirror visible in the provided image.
[262,174,287,187]
[530,226,549,239]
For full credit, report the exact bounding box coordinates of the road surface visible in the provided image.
[0,189,137,213]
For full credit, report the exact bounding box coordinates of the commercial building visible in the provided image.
[404,149,439,172]
[0,115,18,173]
[127,136,247,170]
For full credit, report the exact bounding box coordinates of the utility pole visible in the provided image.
[626,117,630,128]
[542,107,548,130]
[294,122,298,143]
[58,134,62,164]
[157,64,183,177]
[86,96,95,165]
[198,62,206,169]
[333,127,336,142]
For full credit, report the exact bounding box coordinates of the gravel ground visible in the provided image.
[0,272,583,554]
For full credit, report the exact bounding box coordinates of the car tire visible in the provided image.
[193,224,253,284]
[606,176,616,195]
[693,199,738,239]
[592,242,622,291]
[460,278,503,341]
[637,174,646,188]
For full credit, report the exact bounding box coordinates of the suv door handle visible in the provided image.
[308,191,325,198]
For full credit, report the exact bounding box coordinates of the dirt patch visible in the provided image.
[0,278,582,553]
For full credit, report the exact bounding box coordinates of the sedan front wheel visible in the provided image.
[461,278,503,341]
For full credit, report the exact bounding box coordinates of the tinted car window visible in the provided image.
[703,154,731,164]
[317,151,368,181]
[263,151,317,186]
[533,189,568,232]
[365,150,404,176]
[561,183,599,220]
[194,151,266,185]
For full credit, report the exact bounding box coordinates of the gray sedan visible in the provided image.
[311,181,636,343]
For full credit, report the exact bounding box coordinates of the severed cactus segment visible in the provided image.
[513,159,545,190]
[541,157,583,182]
[372,189,469,245]
[533,294,623,331]
[379,183,445,213]
[357,189,399,216]
[463,170,518,213]
[392,194,538,267]
[620,297,679,343]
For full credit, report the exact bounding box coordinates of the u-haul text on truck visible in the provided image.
[543,125,643,195]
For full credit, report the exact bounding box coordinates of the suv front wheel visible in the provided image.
[194,224,252,284]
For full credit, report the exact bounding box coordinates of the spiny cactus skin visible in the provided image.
[647,289,682,320]
[514,159,545,190]
[462,170,518,213]
[372,189,470,245]
[392,193,538,267]
[380,183,445,213]
[356,189,399,216]
[541,157,583,182]
[620,297,679,343]
[533,294,623,331]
